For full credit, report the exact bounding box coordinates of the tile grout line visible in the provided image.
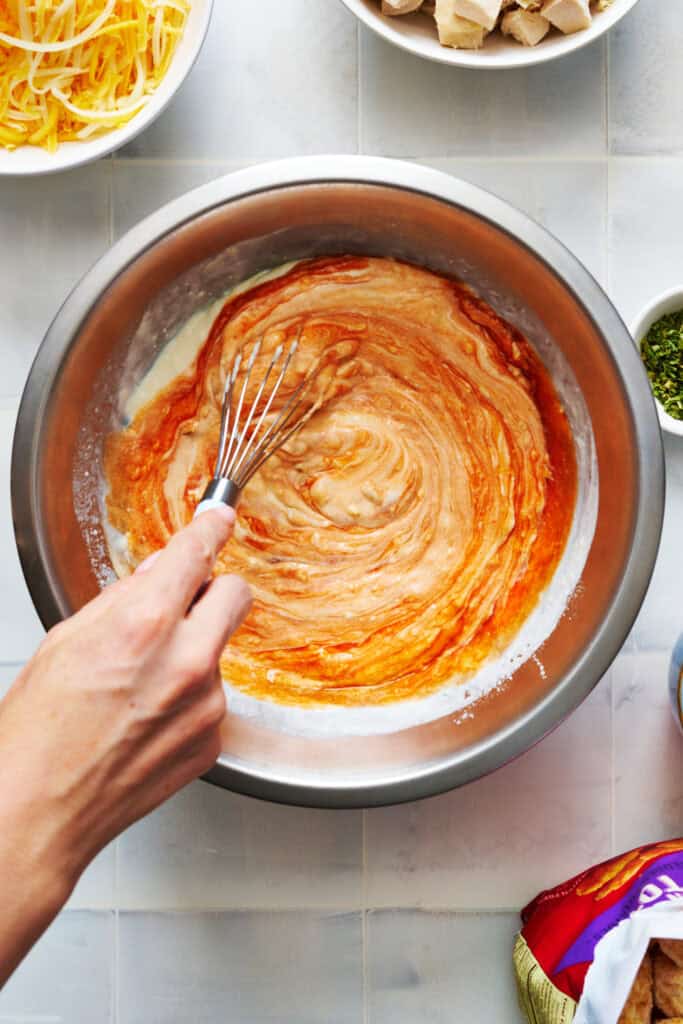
[605,31,616,860]
[604,34,611,289]
[107,155,115,247]
[94,153,683,168]
[362,809,368,910]
[605,26,611,159]
[113,907,120,1024]
[105,157,251,167]
[362,908,370,1024]
[605,140,613,298]
[361,807,369,1024]
[356,20,363,155]
[68,904,523,914]
[610,666,616,857]
[114,835,120,922]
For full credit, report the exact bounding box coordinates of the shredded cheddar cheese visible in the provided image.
[0,1,190,152]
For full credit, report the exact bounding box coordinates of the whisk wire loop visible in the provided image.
[198,332,328,514]
[227,341,289,482]
[215,352,240,478]
[221,339,261,477]
[236,362,321,484]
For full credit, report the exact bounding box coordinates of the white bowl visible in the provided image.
[631,287,683,438]
[0,0,213,177]
[340,0,641,69]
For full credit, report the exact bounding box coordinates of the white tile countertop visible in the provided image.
[1,0,682,1020]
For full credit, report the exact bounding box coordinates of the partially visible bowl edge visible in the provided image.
[631,286,683,439]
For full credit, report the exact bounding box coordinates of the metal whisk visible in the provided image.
[195,334,321,516]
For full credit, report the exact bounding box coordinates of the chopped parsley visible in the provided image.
[640,309,683,421]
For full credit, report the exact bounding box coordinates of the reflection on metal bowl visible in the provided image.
[11,156,664,807]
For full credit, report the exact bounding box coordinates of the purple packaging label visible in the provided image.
[556,851,683,973]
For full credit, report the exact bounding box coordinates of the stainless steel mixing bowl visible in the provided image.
[11,156,664,808]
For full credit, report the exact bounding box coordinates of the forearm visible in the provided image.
[0,687,82,988]
[0,788,73,987]
[0,858,66,986]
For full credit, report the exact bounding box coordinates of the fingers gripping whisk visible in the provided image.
[195,334,320,516]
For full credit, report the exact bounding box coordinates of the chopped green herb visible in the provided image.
[640,309,683,421]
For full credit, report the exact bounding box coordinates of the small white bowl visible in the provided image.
[631,286,683,438]
[0,0,213,178]
[340,0,641,70]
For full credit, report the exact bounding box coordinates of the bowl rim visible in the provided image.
[631,285,683,438]
[0,0,214,178]
[338,0,642,69]
[11,155,665,806]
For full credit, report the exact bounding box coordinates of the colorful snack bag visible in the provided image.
[514,839,683,1023]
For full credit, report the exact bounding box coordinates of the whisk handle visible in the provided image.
[189,479,240,607]
[194,478,240,519]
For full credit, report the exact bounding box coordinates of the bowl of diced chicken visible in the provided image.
[340,0,641,67]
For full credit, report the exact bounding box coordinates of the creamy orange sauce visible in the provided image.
[105,257,577,707]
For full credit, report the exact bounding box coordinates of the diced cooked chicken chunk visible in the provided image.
[541,0,591,33]
[381,0,424,14]
[435,0,487,46]
[501,8,550,44]
[453,0,502,31]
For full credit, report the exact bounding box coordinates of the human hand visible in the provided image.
[0,507,251,976]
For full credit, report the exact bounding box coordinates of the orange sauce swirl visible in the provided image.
[104,257,577,706]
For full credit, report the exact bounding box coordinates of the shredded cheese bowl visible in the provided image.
[0,0,212,176]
